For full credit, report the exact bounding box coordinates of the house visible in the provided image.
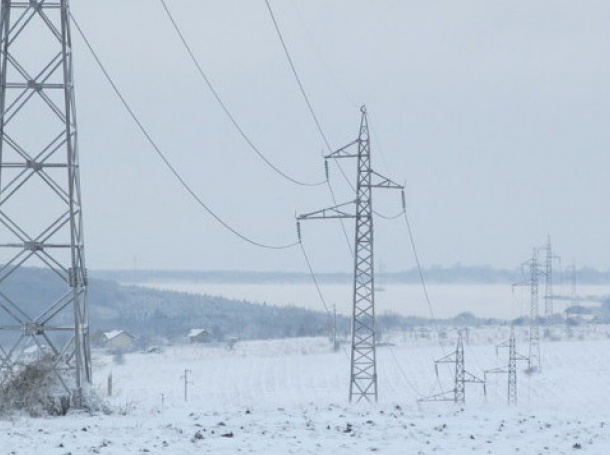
[188,329,210,344]
[103,330,135,351]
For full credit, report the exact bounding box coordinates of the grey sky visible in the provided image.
[61,0,610,271]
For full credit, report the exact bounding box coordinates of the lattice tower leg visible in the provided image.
[0,0,90,405]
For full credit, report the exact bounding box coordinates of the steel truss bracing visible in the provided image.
[485,327,528,406]
[298,106,403,403]
[0,0,90,403]
[419,329,484,405]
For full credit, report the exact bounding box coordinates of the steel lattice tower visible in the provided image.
[527,248,541,372]
[419,329,484,405]
[485,327,527,406]
[541,235,560,316]
[0,0,90,403]
[298,106,402,402]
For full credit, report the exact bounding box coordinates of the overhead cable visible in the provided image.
[298,231,350,362]
[158,0,325,188]
[264,0,333,153]
[402,207,451,370]
[264,0,358,255]
[71,14,299,251]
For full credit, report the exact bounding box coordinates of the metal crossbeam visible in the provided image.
[0,0,90,405]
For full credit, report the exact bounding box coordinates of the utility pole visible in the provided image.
[181,369,192,401]
[0,0,90,406]
[484,327,528,406]
[540,235,560,316]
[298,106,403,403]
[418,329,484,405]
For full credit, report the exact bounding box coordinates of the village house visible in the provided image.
[188,329,210,344]
[103,330,135,351]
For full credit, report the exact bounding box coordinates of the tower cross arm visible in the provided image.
[463,370,485,384]
[417,390,455,403]
[484,366,508,376]
[368,170,404,190]
[324,139,360,160]
[297,200,356,220]
[435,352,457,364]
[515,352,529,362]
[512,281,530,289]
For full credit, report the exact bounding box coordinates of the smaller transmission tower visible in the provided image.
[540,235,560,316]
[484,327,528,405]
[514,248,543,372]
[418,329,484,405]
[298,106,403,403]
[527,248,541,372]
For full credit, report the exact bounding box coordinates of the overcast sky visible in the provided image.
[50,0,610,271]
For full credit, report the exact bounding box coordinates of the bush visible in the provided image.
[0,356,71,416]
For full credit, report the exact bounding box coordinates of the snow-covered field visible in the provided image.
[3,326,609,454]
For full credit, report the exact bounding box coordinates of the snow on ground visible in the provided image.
[2,327,610,454]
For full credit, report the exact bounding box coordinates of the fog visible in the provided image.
[15,0,610,272]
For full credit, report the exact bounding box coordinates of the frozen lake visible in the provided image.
[134,281,610,320]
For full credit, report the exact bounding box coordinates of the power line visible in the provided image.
[298,236,350,361]
[403,210,439,324]
[71,14,299,251]
[288,0,358,110]
[157,0,325,188]
[263,0,357,256]
[264,0,333,153]
[401,207,452,376]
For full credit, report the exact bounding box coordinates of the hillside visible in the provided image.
[0,267,346,343]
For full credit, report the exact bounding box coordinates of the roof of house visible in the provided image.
[188,329,209,338]
[103,330,134,341]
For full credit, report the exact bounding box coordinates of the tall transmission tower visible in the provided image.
[484,327,528,406]
[298,106,403,403]
[540,235,560,316]
[0,0,90,404]
[418,329,484,405]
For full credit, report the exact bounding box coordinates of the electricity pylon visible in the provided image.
[0,0,90,404]
[540,235,560,316]
[514,248,542,372]
[418,329,484,405]
[298,106,403,403]
[484,327,528,406]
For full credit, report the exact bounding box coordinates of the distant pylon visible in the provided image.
[527,248,541,372]
[418,329,484,405]
[540,235,560,316]
[514,248,543,373]
[485,327,528,405]
[0,0,90,404]
[298,106,403,403]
